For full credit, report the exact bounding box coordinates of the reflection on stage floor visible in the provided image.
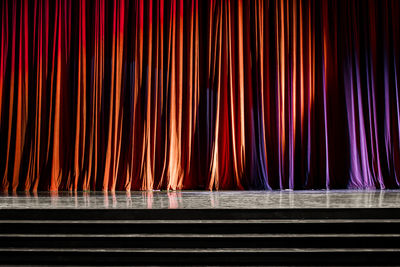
[1,190,400,209]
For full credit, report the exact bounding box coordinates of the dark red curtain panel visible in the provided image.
[0,0,400,191]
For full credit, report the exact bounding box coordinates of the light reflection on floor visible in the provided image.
[0,190,400,209]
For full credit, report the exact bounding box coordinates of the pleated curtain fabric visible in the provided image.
[0,0,400,191]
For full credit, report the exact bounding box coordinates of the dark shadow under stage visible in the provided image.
[1,190,400,266]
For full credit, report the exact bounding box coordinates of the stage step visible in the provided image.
[1,233,400,249]
[1,248,400,265]
[0,208,400,265]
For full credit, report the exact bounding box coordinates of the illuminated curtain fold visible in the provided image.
[0,0,399,191]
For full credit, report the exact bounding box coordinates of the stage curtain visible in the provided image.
[0,0,400,191]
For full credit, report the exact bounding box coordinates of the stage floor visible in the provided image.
[1,190,400,209]
[1,191,400,265]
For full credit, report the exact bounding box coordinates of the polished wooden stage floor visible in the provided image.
[0,191,400,266]
[1,190,400,209]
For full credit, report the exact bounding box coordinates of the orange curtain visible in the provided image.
[1,0,400,191]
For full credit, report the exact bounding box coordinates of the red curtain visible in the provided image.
[1,0,400,191]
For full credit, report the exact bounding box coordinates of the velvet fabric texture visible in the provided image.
[0,0,400,191]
